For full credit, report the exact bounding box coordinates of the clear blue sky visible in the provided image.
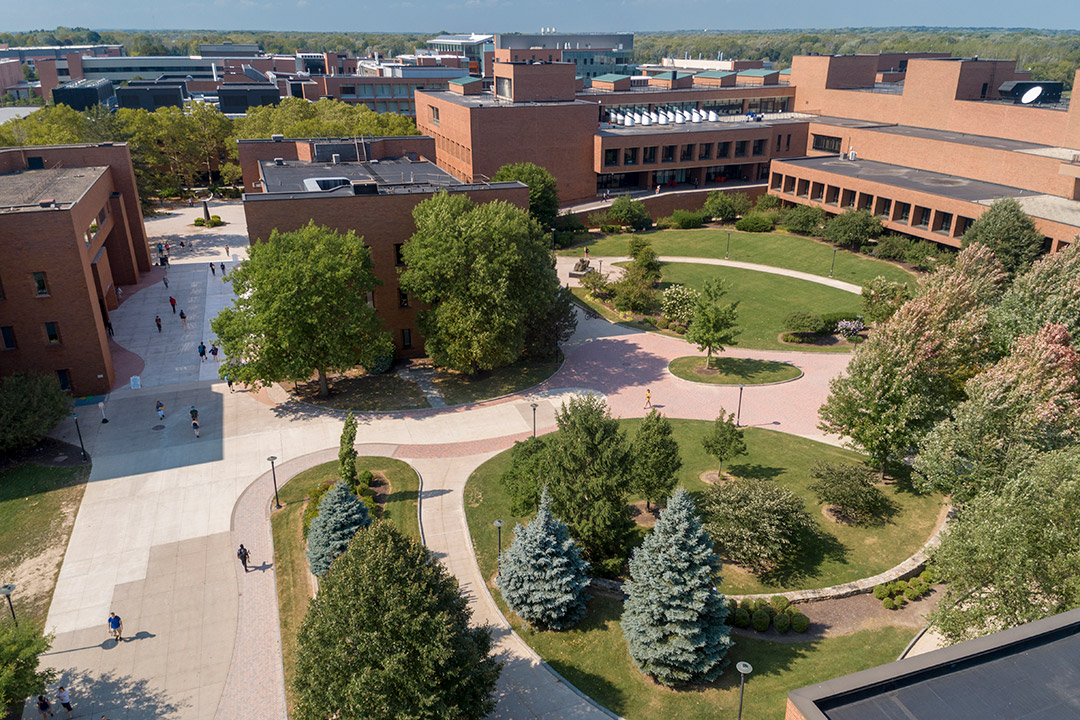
[6,0,1079,34]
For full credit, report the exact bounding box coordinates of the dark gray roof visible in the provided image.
[0,166,108,211]
[790,608,1080,720]
[257,157,459,195]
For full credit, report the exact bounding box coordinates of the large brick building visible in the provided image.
[238,136,529,357]
[0,143,152,395]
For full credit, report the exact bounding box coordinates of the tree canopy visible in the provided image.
[962,197,1045,275]
[306,481,372,577]
[701,409,747,475]
[0,373,71,454]
[630,410,682,511]
[294,520,500,720]
[0,623,56,709]
[232,96,417,140]
[211,222,393,397]
[823,209,883,250]
[492,162,560,229]
[686,279,740,368]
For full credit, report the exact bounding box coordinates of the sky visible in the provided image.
[6,0,1080,34]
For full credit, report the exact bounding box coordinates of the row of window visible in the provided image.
[604,138,780,168]
[338,82,447,99]
[1,321,62,350]
[0,271,50,300]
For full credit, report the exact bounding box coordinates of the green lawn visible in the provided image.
[668,356,802,385]
[560,227,916,287]
[520,595,913,720]
[465,421,943,595]
[432,359,562,406]
[271,457,420,714]
[0,463,88,628]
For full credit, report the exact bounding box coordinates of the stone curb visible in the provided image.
[664,358,805,388]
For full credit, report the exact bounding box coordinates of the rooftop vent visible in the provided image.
[331,153,341,164]
[271,134,284,142]
[38,199,56,208]
[274,158,284,166]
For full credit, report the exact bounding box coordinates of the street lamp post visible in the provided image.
[725,231,731,259]
[829,246,838,278]
[736,384,745,427]
[267,456,281,509]
[98,400,109,424]
[531,402,539,438]
[70,413,87,462]
[736,661,753,720]
[493,520,504,557]
[598,259,603,275]
[0,584,16,626]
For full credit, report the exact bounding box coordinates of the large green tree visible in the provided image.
[622,488,732,687]
[630,410,682,511]
[0,624,56,709]
[0,373,70,454]
[492,162,560,229]
[822,209,883,250]
[686,279,740,369]
[962,197,1045,275]
[701,409,747,475]
[988,242,1080,356]
[232,96,417,141]
[702,478,815,573]
[294,521,500,720]
[928,448,1080,643]
[211,222,393,397]
[338,413,359,490]
[400,192,563,374]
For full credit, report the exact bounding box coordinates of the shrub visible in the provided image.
[836,318,865,339]
[733,608,751,628]
[809,462,890,525]
[882,597,895,610]
[656,317,670,329]
[783,311,827,335]
[587,211,610,227]
[656,215,679,230]
[771,596,791,614]
[302,480,336,539]
[362,348,396,375]
[781,332,816,344]
[921,566,938,584]
[608,195,652,230]
[661,284,699,326]
[783,205,826,235]
[674,325,687,335]
[734,212,775,233]
[872,234,912,261]
[193,217,206,226]
[702,191,752,223]
[670,209,705,229]
[791,612,810,633]
[579,269,612,300]
[873,584,890,600]
[773,613,791,633]
[600,224,619,234]
[0,373,71,454]
[306,481,372,577]
[820,311,862,331]
[358,469,375,488]
[555,213,586,233]
[739,599,754,612]
[703,478,815,573]
[751,609,771,632]
[613,264,657,314]
[904,586,919,601]
[823,209,883,249]
[755,194,781,212]
[763,604,777,619]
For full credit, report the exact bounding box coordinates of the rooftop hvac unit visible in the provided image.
[848,150,857,161]
[708,110,718,121]
[271,134,284,142]
[641,115,651,126]
[998,80,1064,104]
[273,157,284,165]
[658,115,669,125]
[332,153,341,164]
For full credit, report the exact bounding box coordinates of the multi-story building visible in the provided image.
[238,136,528,356]
[0,143,152,395]
[495,32,635,82]
[426,34,494,78]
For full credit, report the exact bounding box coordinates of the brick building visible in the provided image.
[0,143,152,395]
[238,136,529,356]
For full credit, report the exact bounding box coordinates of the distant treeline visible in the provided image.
[3,26,1077,88]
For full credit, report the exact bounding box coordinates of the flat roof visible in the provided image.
[598,112,816,137]
[258,157,458,195]
[695,70,737,79]
[738,68,779,76]
[0,166,108,211]
[448,76,482,85]
[592,73,631,83]
[416,89,595,109]
[578,83,795,96]
[652,71,696,80]
[790,608,1080,720]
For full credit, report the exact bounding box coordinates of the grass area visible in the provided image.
[432,359,562,406]
[0,463,88,628]
[285,371,430,411]
[465,421,943,595]
[521,595,912,720]
[271,457,420,713]
[560,227,916,287]
[668,356,802,385]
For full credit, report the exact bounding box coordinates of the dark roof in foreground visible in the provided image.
[0,167,108,211]
[789,608,1080,720]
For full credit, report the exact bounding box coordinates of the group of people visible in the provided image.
[151,402,202,437]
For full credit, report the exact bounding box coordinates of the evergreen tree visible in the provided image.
[701,409,747,475]
[621,488,732,687]
[305,481,371,577]
[962,197,1044,275]
[631,410,682,511]
[338,413,358,490]
[496,490,590,630]
[295,521,499,720]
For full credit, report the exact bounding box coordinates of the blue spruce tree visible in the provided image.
[496,490,590,630]
[306,481,371,577]
[621,487,732,686]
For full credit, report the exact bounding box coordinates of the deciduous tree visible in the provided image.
[339,413,359,490]
[702,478,814,573]
[808,462,890,525]
[823,209,882,249]
[701,409,746,476]
[0,623,56,709]
[686,279,740,368]
[607,195,652,230]
[861,275,910,324]
[702,191,751,223]
[988,243,1080,356]
[962,197,1044,275]
[630,410,682,511]
[0,373,70,454]
[492,162,560,229]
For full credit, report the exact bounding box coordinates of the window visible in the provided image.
[734,141,748,157]
[27,156,45,170]
[914,206,932,228]
[56,369,71,391]
[896,201,911,222]
[393,84,409,98]
[375,102,387,113]
[495,76,512,100]
[876,198,892,219]
[394,243,405,266]
[699,144,712,160]
[810,182,824,201]
[796,178,810,197]
[812,134,843,154]
[398,288,409,308]
[642,146,657,164]
[623,147,638,166]
[402,329,412,349]
[340,84,356,97]
[935,211,954,235]
[776,135,782,151]
[45,322,60,344]
[662,145,676,163]
[680,145,694,162]
[358,83,374,97]
[366,291,375,308]
[752,139,766,156]
[1,326,15,350]
[718,141,731,158]
[786,134,791,151]
[33,272,48,296]
[825,186,840,205]
[604,148,619,167]
[375,84,391,98]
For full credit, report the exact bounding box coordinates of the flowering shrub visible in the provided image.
[836,318,865,339]
[661,284,699,326]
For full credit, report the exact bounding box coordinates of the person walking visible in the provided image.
[156,400,165,420]
[209,262,216,276]
[105,320,114,337]
[189,406,198,422]
[164,242,170,255]
[210,344,219,361]
[36,695,53,718]
[169,296,176,313]
[220,262,226,277]
[191,418,200,438]
[237,544,251,572]
[155,315,162,333]
[584,246,589,259]
[198,341,207,362]
[157,242,163,254]
[179,240,185,251]
[179,310,187,328]
[162,275,169,288]
[226,375,234,393]
[56,687,73,719]
[644,388,652,409]
[107,612,123,642]
[225,244,230,257]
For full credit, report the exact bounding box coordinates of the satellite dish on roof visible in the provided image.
[1020,86,1043,104]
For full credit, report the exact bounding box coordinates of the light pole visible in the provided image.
[598,259,603,275]
[267,456,281,509]
[725,230,731,259]
[736,384,745,427]
[493,520,504,557]
[829,246,838,278]
[70,413,87,462]
[531,402,539,438]
[0,584,16,626]
[736,661,753,720]
[98,400,108,424]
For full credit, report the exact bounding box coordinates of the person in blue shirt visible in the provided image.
[107,612,123,642]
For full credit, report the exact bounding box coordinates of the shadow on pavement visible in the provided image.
[553,338,669,397]
[43,632,157,657]
[38,668,185,720]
